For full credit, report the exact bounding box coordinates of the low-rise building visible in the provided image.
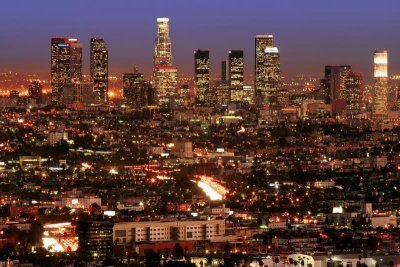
[113,219,225,244]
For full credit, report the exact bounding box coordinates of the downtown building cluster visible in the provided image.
[50,37,109,105]
[47,18,397,123]
[2,16,400,267]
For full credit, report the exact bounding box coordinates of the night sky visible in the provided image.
[1,0,399,81]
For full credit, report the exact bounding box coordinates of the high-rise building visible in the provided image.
[255,35,274,103]
[69,41,83,82]
[194,50,210,105]
[322,65,351,103]
[373,50,388,116]
[154,66,177,107]
[90,38,108,103]
[123,70,155,109]
[263,47,281,105]
[229,50,244,102]
[396,85,400,110]
[51,38,82,104]
[154,17,172,66]
[153,17,177,107]
[345,72,363,114]
[77,220,114,259]
[322,65,363,115]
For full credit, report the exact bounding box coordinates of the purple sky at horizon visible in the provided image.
[0,0,399,82]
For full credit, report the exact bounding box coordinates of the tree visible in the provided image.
[172,243,185,258]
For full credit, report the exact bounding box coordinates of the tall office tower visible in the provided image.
[373,50,388,117]
[69,41,83,82]
[345,72,363,114]
[123,70,154,109]
[255,35,274,103]
[322,65,363,114]
[153,17,177,107]
[263,47,281,104]
[154,17,172,66]
[322,65,351,104]
[90,38,108,103]
[194,50,210,105]
[221,61,227,81]
[77,220,114,259]
[154,66,177,106]
[396,85,400,110]
[51,38,82,104]
[229,50,244,102]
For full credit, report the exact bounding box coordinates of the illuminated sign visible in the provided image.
[58,44,69,47]
[104,211,116,217]
[157,17,169,23]
[332,206,343,213]
[265,47,279,53]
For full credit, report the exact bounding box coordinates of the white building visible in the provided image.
[113,219,225,244]
[60,195,101,210]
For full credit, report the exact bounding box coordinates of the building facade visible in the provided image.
[229,50,244,102]
[263,46,281,105]
[194,50,210,105]
[113,219,225,244]
[255,35,274,104]
[373,50,388,117]
[50,38,82,104]
[153,17,178,107]
[90,38,108,103]
[77,221,114,259]
[322,65,362,114]
[123,71,155,108]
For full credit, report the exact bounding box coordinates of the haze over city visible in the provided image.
[1,0,400,80]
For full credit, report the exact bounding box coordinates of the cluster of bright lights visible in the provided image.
[42,237,64,252]
[197,181,222,201]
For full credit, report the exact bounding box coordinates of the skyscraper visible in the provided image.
[322,65,352,104]
[50,38,82,104]
[345,72,363,114]
[229,50,244,102]
[194,50,210,105]
[90,38,108,103]
[154,17,172,66]
[373,50,388,117]
[255,35,274,103]
[153,18,177,107]
[123,70,155,109]
[322,65,363,115]
[69,41,83,82]
[263,47,281,104]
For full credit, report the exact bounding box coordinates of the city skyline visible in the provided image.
[1,0,400,81]
[2,1,400,265]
